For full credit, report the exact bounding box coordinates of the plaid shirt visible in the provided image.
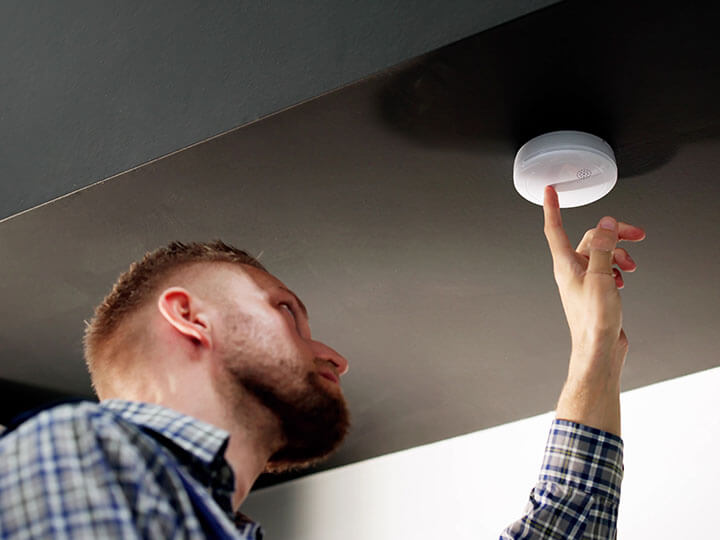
[0,401,622,539]
[501,420,624,539]
[0,400,263,539]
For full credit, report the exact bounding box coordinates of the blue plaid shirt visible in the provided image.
[0,400,263,539]
[0,401,622,539]
[500,420,624,539]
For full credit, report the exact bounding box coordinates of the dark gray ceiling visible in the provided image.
[0,0,558,220]
[2,0,720,490]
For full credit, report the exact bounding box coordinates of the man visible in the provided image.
[0,185,645,539]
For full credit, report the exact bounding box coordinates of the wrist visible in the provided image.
[556,377,622,436]
[568,346,624,386]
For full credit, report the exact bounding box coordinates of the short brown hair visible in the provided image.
[83,240,267,393]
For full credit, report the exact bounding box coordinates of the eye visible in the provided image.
[278,299,310,339]
[279,302,297,322]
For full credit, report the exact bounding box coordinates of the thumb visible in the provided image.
[588,217,618,276]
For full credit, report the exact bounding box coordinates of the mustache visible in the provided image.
[314,358,339,378]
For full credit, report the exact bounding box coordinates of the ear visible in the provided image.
[157,287,212,349]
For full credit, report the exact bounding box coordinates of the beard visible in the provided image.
[220,352,350,474]
[242,369,350,473]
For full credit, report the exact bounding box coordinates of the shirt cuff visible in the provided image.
[539,419,624,505]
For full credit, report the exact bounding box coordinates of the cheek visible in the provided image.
[221,311,271,357]
[223,310,308,367]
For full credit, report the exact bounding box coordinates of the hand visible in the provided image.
[542,185,646,435]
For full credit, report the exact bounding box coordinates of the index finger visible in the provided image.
[543,185,573,261]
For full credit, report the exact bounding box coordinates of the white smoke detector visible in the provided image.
[513,130,617,208]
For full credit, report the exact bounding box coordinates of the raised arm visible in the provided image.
[501,185,646,539]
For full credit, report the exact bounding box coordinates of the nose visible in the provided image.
[311,340,349,376]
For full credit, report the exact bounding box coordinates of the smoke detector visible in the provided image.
[513,130,617,208]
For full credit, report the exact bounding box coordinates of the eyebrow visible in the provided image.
[279,286,309,320]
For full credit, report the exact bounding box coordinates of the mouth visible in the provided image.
[318,371,339,384]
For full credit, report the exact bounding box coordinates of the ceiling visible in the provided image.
[0,0,557,220]
[2,0,719,490]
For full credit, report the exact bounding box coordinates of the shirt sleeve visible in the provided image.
[499,419,624,540]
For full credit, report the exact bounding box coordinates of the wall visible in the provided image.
[243,366,720,539]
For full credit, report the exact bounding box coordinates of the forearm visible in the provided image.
[555,364,622,437]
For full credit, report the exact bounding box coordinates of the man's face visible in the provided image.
[208,263,350,473]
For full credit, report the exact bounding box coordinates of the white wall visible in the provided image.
[243,367,720,539]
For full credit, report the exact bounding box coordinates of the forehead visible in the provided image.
[206,261,286,293]
[165,261,275,296]
[236,263,286,290]
[191,262,308,319]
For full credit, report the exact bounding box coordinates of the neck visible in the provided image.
[211,389,284,509]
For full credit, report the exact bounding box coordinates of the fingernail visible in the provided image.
[599,217,616,230]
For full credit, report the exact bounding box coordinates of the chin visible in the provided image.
[263,373,350,474]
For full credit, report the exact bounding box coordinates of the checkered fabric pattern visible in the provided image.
[0,400,621,539]
[501,419,624,539]
[0,400,264,539]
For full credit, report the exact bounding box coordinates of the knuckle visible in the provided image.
[591,234,615,250]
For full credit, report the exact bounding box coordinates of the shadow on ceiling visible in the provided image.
[375,0,720,179]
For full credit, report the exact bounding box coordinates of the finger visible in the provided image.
[613,267,624,289]
[613,247,637,273]
[543,185,574,265]
[577,223,646,254]
[577,239,637,273]
[587,216,619,276]
[617,222,646,242]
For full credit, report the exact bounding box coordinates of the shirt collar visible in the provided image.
[99,399,230,466]
[100,399,263,535]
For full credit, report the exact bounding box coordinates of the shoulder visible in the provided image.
[0,401,168,489]
[0,404,117,533]
[0,401,173,471]
[0,401,126,455]
[0,402,180,538]
[0,402,136,483]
